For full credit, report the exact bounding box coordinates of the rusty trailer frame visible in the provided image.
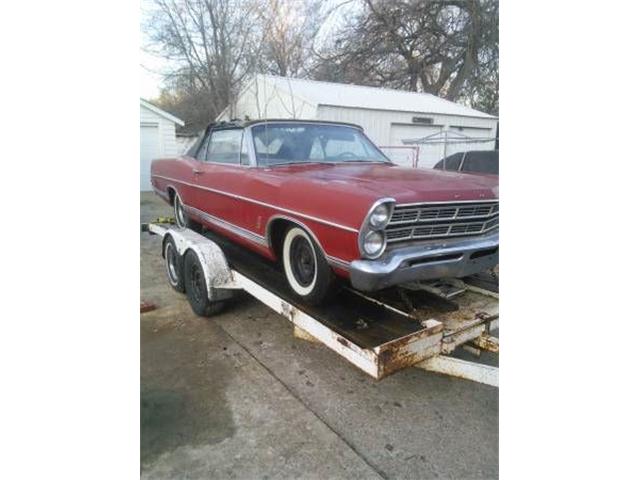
[145,223,498,386]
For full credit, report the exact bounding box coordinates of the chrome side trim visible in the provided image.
[201,160,252,169]
[265,214,325,252]
[327,255,351,270]
[184,204,269,247]
[152,174,359,233]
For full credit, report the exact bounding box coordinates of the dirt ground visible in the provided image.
[140,192,498,479]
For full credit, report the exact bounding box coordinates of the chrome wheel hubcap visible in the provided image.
[166,244,179,284]
[291,237,316,287]
[175,197,186,227]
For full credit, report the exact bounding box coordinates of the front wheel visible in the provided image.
[282,227,335,305]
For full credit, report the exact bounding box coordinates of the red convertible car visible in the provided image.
[151,119,499,304]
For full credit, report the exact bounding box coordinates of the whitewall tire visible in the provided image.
[173,191,200,232]
[282,226,335,305]
[283,227,317,296]
[174,192,188,229]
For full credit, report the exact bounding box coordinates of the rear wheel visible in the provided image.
[164,236,184,293]
[173,192,200,231]
[282,227,335,305]
[184,250,225,317]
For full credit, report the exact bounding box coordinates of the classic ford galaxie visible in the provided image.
[151,119,499,304]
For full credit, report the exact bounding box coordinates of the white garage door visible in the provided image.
[140,124,160,191]
[390,124,443,168]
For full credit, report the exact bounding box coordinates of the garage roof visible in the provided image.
[140,98,185,126]
[260,75,496,119]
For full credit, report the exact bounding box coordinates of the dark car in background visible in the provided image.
[434,150,499,175]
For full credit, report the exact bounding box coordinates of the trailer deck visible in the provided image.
[144,222,498,384]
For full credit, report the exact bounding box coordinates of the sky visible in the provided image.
[139,0,354,101]
[140,50,165,100]
[139,0,167,100]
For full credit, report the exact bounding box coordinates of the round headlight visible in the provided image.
[369,203,390,228]
[363,230,385,256]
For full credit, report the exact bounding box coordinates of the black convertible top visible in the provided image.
[186,119,365,158]
[209,118,363,130]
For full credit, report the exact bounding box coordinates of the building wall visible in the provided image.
[317,105,497,143]
[220,77,317,121]
[316,105,498,167]
[140,104,179,157]
[219,77,498,168]
[140,103,181,190]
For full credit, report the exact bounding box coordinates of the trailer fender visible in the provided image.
[161,228,237,302]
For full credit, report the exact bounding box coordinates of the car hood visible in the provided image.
[266,163,499,203]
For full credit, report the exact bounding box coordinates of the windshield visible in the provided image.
[251,123,390,166]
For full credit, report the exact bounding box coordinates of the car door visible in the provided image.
[192,128,250,230]
[163,130,208,211]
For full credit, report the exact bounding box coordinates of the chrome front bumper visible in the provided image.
[349,232,499,291]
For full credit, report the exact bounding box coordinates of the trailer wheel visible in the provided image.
[164,236,184,293]
[282,226,335,305]
[183,250,225,317]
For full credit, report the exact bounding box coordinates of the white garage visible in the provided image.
[217,75,497,168]
[140,99,184,191]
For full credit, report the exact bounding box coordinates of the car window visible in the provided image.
[188,131,207,158]
[434,152,463,171]
[254,136,282,155]
[308,138,324,159]
[308,137,368,160]
[324,137,368,159]
[205,129,243,164]
[251,123,388,166]
[462,151,499,175]
[195,131,210,161]
[240,131,251,166]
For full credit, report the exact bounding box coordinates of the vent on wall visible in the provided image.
[412,116,434,124]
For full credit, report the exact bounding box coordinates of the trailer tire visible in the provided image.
[183,250,225,317]
[282,226,335,305]
[164,236,184,293]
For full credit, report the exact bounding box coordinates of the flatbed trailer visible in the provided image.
[143,222,499,385]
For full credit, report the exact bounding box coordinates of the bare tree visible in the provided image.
[144,0,498,130]
[256,0,326,77]
[312,0,499,113]
[456,0,498,113]
[146,0,264,129]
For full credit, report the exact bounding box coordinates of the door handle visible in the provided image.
[193,169,203,175]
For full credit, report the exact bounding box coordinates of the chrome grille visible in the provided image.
[386,201,498,243]
[389,201,498,225]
